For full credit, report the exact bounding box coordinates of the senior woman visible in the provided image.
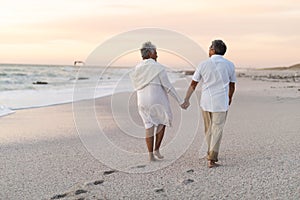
[130,41,185,161]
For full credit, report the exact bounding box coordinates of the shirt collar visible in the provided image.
[211,54,223,59]
[143,58,156,63]
[210,54,223,61]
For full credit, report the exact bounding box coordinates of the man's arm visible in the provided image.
[181,80,198,109]
[229,82,235,105]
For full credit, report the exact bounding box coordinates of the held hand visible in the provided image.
[180,100,190,110]
[180,103,186,110]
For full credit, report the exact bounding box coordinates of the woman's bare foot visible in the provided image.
[149,153,158,162]
[154,150,164,159]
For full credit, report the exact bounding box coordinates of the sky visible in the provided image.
[0,0,299,68]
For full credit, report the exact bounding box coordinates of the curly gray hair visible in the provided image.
[140,41,156,59]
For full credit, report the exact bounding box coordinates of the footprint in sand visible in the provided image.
[75,189,88,195]
[182,179,194,185]
[50,193,67,199]
[131,164,147,169]
[94,180,104,185]
[85,180,105,187]
[103,170,117,175]
[154,188,165,193]
[186,169,194,173]
[136,165,146,168]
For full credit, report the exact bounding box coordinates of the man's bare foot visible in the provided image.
[207,160,219,168]
[208,160,214,168]
[213,162,221,167]
[154,151,164,159]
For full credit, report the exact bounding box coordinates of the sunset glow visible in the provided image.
[0,0,299,68]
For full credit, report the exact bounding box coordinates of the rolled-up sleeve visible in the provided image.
[192,66,202,82]
[229,63,237,83]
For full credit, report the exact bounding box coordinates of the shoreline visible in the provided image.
[1,67,299,118]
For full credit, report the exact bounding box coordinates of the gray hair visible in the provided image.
[140,41,156,59]
[211,40,227,55]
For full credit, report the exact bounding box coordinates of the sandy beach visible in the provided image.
[1,70,300,199]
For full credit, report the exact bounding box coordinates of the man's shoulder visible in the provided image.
[198,58,212,68]
[219,56,235,67]
[201,57,212,64]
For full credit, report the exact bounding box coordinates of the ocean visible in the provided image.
[0,63,185,117]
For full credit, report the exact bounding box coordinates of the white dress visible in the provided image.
[137,70,183,129]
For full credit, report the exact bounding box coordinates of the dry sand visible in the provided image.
[0,70,300,200]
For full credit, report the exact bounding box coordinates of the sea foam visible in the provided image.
[0,105,15,117]
[0,64,184,117]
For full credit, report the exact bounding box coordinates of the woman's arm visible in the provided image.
[158,70,184,105]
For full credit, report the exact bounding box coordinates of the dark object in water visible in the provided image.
[77,77,89,80]
[74,61,85,66]
[33,81,48,85]
[183,70,195,75]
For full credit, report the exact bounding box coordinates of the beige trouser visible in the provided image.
[202,110,227,162]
